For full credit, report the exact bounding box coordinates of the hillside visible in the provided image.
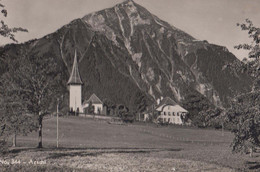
[0,0,252,110]
[5,116,257,171]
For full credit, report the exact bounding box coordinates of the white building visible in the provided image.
[82,93,103,114]
[67,51,83,113]
[156,97,188,125]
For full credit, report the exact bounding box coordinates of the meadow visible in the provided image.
[1,116,259,171]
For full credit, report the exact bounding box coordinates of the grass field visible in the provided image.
[1,116,260,171]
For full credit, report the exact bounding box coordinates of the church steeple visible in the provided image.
[68,50,83,113]
[67,51,83,85]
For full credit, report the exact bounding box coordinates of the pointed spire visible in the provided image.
[67,50,83,85]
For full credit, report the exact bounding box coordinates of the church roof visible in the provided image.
[67,51,83,85]
[83,93,103,104]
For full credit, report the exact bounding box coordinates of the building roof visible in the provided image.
[167,104,188,113]
[83,93,103,104]
[156,97,188,112]
[157,97,177,107]
[67,51,83,85]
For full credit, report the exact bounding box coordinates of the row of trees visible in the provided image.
[101,91,148,122]
[102,101,137,123]
[69,93,147,123]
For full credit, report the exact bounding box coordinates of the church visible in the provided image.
[67,51,83,113]
[67,51,103,114]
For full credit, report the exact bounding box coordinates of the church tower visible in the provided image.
[67,51,83,113]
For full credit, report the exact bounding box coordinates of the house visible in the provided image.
[82,93,103,114]
[142,97,188,125]
[156,97,188,125]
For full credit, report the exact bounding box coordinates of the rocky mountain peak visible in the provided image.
[0,0,253,110]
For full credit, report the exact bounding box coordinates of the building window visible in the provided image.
[168,118,170,122]
[172,112,175,116]
[168,112,171,116]
[164,112,166,116]
[177,112,179,116]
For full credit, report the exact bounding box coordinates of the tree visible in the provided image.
[0,56,36,151]
[227,19,260,156]
[234,19,260,59]
[232,19,260,90]
[117,104,133,123]
[225,92,260,156]
[182,90,213,125]
[192,108,211,128]
[129,91,148,121]
[86,101,95,115]
[103,98,116,115]
[0,0,28,152]
[0,52,63,148]
[0,67,37,148]
[0,0,28,42]
[151,107,160,123]
[180,113,190,125]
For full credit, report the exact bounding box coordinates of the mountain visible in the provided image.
[0,0,252,111]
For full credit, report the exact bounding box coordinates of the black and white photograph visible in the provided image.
[0,0,260,171]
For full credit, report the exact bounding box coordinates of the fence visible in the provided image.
[78,113,121,121]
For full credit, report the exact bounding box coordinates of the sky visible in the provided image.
[1,0,260,60]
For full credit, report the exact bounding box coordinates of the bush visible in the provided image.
[0,138,8,154]
[121,113,134,123]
